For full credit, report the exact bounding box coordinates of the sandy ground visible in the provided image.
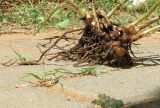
[0,28,160,108]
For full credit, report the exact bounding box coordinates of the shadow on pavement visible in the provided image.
[135,55,160,66]
[117,54,160,69]
[128,99,160,108]
[126,88,160,108]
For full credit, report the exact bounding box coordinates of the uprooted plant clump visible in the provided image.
[35,0,160,67]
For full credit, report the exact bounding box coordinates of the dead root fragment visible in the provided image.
[1,59,40,66]
[37,28,83,62]
[1,59,17,66]
[17,61,40,65]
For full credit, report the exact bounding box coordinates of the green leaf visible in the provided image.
[24,72,45,80]
[55,19,70,30]
[116,100,123,107]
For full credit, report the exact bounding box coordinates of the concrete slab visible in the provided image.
[0,31,160,107]
[0,65,86,108]
[0,87,85,108]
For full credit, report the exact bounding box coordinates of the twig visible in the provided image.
[1,59,17,66]
[43,36,79,41]
[73,57,88,67]
[48,51,65,61]
[88,59,99,66]
[37,28,83,62]
[18,61,39,65]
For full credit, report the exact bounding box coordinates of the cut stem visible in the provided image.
[99,10,111,24]
[131,25,160,42]
[142,25,160,35]
[92,3,100,29]
[137,16,160,31]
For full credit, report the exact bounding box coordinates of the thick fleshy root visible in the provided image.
[37,0,160,67]
[62,16,134,67]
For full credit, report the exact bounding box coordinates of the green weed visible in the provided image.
[22,67,97,87]
[92,94,123,108]
[9,46,39,65]
[12,48,27,62]
[23,70,63,87]
[1,0,160,31]
[78,67,97,76]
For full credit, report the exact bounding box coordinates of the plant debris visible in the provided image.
[36,0,160,67]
